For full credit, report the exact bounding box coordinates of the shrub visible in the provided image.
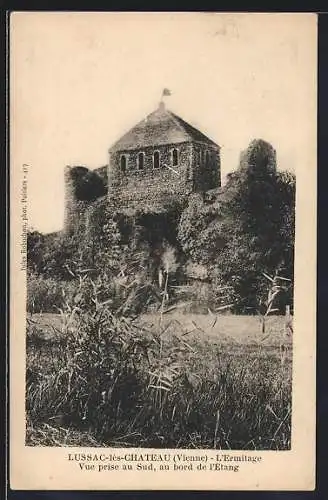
[177,140,295,313]
[27,273,76,314]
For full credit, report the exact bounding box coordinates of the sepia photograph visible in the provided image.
[10,12,316,490]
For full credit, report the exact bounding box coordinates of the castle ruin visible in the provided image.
[64,101,221,234]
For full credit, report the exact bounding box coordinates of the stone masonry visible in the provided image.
[64,102,221,233]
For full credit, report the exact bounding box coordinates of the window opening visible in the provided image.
[120,155,127,173]
[137,152,144,170]
[153,151,160,169]
[172,148,179,167]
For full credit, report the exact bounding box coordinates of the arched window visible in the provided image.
[153,151,160,169]
[120,155,127,173]
[137,152,144,170]
[206,150,210,167]
[172,148,179,167]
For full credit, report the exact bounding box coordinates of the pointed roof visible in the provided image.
[109,104,219,152]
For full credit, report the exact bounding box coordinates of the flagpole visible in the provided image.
[160,88,172,109]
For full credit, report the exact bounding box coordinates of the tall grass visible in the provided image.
[26,272,292,449]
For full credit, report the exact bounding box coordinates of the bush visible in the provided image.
[177,140,295,313]
[27,230,85,281]
[27,273,76,313]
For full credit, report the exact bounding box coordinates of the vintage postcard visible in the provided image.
[10,12,317,490]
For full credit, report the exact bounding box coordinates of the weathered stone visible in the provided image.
[63,103,221,233]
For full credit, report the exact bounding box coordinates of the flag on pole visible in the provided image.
[162,88,172,97]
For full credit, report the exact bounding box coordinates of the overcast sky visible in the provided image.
[11,12,316,233]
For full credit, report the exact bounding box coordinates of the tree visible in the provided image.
[218,140,295,312]
[27,230,80,280]
[27,230,46,274]
[177,139,295,313]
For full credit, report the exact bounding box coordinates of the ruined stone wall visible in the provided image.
[64,166,87,234]
[64,165,107,234]
[191,143,221,192]
[64,142,221,233]
[108,142,194,211]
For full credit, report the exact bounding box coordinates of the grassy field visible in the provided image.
[26,311,292,449]
[28,312,291,345]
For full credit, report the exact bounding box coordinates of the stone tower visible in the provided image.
[107,102,221,212]
[63,102,221,230]
[63,165,107,234]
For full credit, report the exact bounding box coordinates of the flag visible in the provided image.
[162,88,172,97]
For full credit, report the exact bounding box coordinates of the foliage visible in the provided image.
[27,230,83,281]
[26,139,294,449]
[217,141,295,312]
[177,193,225,266]
[26,276,292,449]
[69,166,107,201]
[177,139,295,313]
[27,230,46,274]
[28,139,295,313]
[27,273,76,314]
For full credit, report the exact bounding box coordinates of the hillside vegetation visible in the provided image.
[26,138,294,448]
[27,139,295,316]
